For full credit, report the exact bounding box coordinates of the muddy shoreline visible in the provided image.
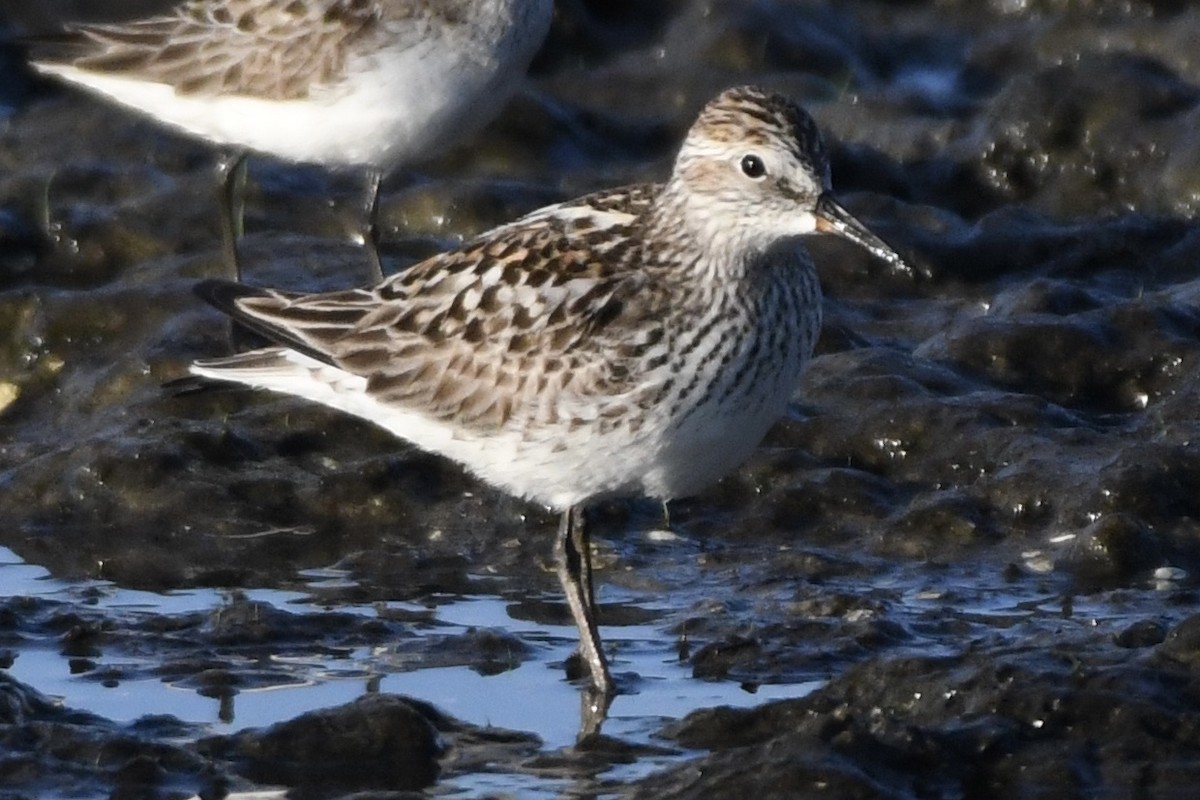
[4,1,1200,797]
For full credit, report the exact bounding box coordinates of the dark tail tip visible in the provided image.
[162,374,211,396]
[193,279,268,316]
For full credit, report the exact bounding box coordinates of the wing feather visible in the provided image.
[35,0,383,100]
[195,184,668,432]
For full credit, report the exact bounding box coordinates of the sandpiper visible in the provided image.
[185,85,910,702]
[28,0,554,281]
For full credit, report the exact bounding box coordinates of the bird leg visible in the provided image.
[554,505,613,697]
[362,167,384,283]
[215,151,248,282]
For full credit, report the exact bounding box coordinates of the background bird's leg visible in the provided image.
[576,507,598,614]
[216,150,248,282]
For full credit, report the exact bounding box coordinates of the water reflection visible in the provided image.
[0,546,815,752]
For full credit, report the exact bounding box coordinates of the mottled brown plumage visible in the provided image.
[44,0,506,101]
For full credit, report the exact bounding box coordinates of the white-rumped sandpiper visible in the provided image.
[185,85,911,707]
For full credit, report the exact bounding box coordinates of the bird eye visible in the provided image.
[740,154,766,179]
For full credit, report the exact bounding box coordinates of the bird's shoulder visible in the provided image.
[367,183,664,340]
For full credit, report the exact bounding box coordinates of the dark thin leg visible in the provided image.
[216,151,248,282]
[577,508,597,614]
[554,506,613,696]
[362,167,384,283]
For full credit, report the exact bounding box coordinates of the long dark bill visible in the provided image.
[814,193,917,277]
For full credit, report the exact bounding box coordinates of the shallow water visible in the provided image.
[6,530,1194,796]
[0,542,816,753]
[0,545,821,791]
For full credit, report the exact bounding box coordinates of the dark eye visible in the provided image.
[740,154,766,179]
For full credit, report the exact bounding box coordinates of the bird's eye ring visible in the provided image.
[740,154,766,179]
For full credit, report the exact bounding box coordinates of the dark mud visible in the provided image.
[4,0,1200,797]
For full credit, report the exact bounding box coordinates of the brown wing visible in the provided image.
[54,0,382,100]
[201,184,670,431]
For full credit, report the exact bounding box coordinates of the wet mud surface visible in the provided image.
[4,0,1200,797]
